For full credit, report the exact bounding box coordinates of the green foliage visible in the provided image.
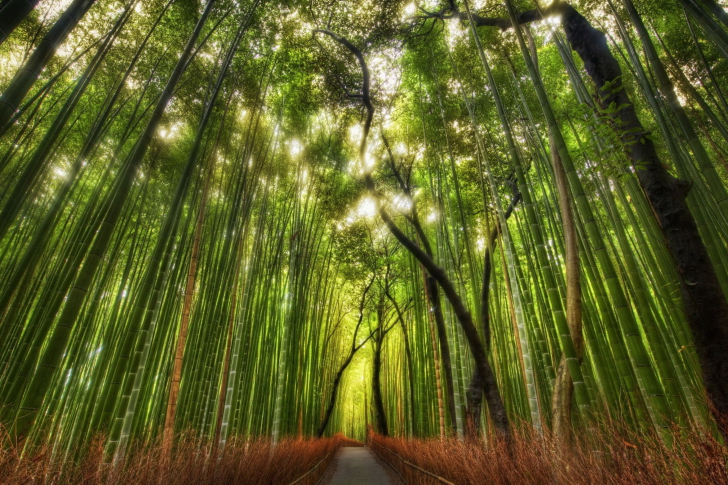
[0,0,726,459]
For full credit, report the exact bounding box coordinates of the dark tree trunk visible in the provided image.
[0,0,40,45]
[426,275,458,435]
[467,184,521,439]
[316,275,374,437]
[373,327,389,436]
[315,28,511,439]
[0,3,130,241]
[0,0,96,132]
[383,126,458,435]
[557,3,728,438]
[696,0,728,29]
[375,204,510,438]
[465,371,484,439]
[402,317,417,436]
[429,0,728,442]
[317,354,354,438]
[386,289,417,436]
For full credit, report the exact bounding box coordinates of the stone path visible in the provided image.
[327,446,396,484]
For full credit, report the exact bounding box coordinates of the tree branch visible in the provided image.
[314,28,510,438]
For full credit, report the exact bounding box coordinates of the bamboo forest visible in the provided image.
[1,0,728,483]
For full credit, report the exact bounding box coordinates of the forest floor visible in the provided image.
[322,446,403,485]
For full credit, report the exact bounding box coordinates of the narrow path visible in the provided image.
[327,446,397,485]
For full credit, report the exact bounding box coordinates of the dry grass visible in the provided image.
[2,422,725,484]
[0,432,356,484]
[369,423,728,485]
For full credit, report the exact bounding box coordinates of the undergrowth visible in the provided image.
[369,422,728,485]
[2,421,726,484]
[0,432,356,484]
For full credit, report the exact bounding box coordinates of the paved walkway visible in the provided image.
[328,447,394,484]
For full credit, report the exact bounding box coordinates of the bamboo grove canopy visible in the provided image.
[0,0,727,461]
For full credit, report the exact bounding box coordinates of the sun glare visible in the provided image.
[289,139,303,158]
[356,197,378,218]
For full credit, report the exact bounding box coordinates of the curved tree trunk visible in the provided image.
[558,3,728,438]
[315,27,511,438]
[317,276,375,437]
[467,182,521,439]
[381,132,458,436]
[445,0,728,438]
[317,354,354,438]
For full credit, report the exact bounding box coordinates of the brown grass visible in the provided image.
[2,422,725,484]
[369,423,728,485]
[0,432,357,484]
